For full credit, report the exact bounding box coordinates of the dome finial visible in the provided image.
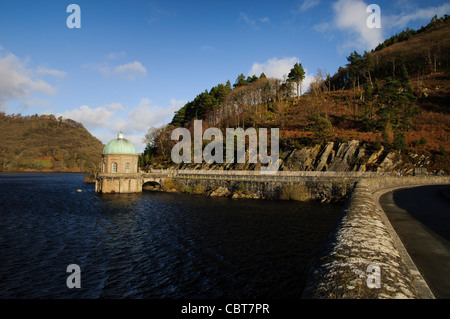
[118,132,124,139]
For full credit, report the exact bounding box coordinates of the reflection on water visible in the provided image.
[0,173,343,298]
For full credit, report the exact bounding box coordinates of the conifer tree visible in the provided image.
[288,62,305,97]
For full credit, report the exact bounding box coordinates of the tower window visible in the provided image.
[112,162,118,173]
[126,162,130,173]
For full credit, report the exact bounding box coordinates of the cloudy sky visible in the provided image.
[0,0,449,152]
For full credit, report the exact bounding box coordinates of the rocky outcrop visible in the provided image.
[165,139,439,175]
[315,142,335,171]
[207,186,231,197]
[281,140,435,175]
[283,144,322,171]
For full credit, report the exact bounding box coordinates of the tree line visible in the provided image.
[170,62,306,129]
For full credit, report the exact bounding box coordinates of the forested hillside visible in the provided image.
[140,16,450,173]
[0,113,104,173]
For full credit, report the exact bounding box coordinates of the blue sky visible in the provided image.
[1,0,449,152]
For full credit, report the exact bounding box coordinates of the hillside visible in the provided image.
[140,16,450,174]
[0,113,104,173]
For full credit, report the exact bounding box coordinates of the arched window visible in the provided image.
[126,162,130,173]
[112,162,118,173]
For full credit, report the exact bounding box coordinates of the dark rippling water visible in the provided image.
[0,173,343,299]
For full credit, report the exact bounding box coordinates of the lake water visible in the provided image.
[0,173,343,299]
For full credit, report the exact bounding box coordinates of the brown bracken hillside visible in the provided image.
[0,113,104,173]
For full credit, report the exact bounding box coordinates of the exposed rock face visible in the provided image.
[315,142,334,171]
[170,139,437,175]
[327,140,360,171]
[280,140,433,175]
[377,152,401,172]
[284,145,322,171]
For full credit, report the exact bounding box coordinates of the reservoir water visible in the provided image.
[0,173,343,299]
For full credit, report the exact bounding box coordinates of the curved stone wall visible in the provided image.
[303,176,450,299]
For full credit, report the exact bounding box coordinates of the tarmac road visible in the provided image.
[379,184,450,299]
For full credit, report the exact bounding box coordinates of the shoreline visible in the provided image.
[0,170,88,173]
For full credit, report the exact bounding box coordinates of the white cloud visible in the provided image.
[300,0,320,11]
[89,60,147,80]
[239,12,257,29]
[249,57,300,79]
[313,22,330,33]
[386,3,450,29]
[238,12,270,29]
[105,102,125,111]
[36,66,67,79]
[124,98,185,133]
[105,51,126,60]
[56,105,115,131]
[304,73,318,94]
[332,0,384,51]
[0,52,57,108]
[113,61,147,79]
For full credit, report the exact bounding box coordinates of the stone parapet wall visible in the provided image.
[303,176,450,299]
[173,169,393,178]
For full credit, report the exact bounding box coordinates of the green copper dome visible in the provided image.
[103,132,136,154]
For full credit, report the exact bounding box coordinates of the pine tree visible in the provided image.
[308,114,333,144]
[234,74,247,88]
[171,106,187,127]
[288,62,305,97]
[347,51,363,92]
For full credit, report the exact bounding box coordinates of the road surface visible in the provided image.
[379,184,450,299]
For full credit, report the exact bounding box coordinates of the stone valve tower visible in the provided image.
[95,132,142,193]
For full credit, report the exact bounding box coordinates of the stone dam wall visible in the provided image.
[302,175,450,299]
[171,171,361,201]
